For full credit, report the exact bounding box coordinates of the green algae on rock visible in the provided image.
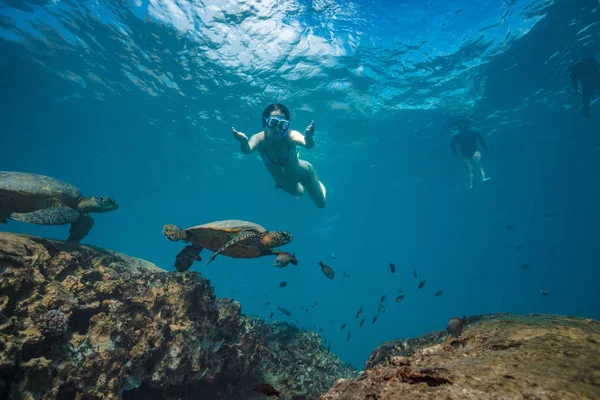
[0,233,356,399]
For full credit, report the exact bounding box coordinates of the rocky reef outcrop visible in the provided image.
[0,233,356,399]
[319,313,600,399]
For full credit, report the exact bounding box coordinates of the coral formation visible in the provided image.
[320,313,600,399]
[0,233,356,399]
[36,310,69,338]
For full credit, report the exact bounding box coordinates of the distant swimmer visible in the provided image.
[450,119,491,191]
[233,103,327,208]
[570,56,600,119]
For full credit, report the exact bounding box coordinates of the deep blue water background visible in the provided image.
[1,0,599,369]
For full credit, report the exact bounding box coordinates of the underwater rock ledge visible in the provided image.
[320,313,600,399]
[0,233,356,400]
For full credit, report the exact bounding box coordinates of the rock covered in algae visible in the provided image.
[319,313,600,399]
[0,233,356,399]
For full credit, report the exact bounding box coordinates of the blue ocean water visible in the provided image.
[1,0,599,369]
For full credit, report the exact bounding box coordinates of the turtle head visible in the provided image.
[264,230,293,247]
[78,196,119,214]
[163,224,188,242]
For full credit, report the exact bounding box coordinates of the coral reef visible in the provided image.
[320,313,600,399]
[36,310,69,338]
[3,232,598,399]
[0,233,356,399]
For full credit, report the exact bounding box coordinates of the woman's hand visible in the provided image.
[304,121,315,138]
[232,127,249,142]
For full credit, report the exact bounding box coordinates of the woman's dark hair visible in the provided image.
[262,103,290,127]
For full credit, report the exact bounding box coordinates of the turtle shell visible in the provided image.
[184,220,267,259]
[0,171,82,216]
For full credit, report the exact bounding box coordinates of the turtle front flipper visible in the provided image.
[205,231,258,266]
[67,214,94,243]
[10,206,80,225]
[175,245,203,272]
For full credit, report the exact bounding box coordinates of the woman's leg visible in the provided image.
[298,160,326,208]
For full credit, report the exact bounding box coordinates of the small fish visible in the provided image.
[277,307,291,316]
[372,315,378,324]
[378,303,385,312]
[506,224,514,230]
[541,289,548,296]
[520,264,530,270]
[269,312,274,319]
[343,272,351,278]
[274,252,298,268]
[413,268,417,278]
[253,383,280,397]
[359,317,365,327]
[455,8,463,13]
[329,253,337,259]
[211,340,223,353]
[356,307,363,319]
[340,323,346,330]
[517,244,522,250]
[279,281,287,287]
[389,261,396,274]
[447,316,468,338]
[397,288,403,293]
[380,294,386,303]
[435,290,443,297]
[347,330,351,342]
[396,294,406,302]
[318,261,335,279]
[264,301,271,306]
[418,280,427,289]
[301,307,309,312]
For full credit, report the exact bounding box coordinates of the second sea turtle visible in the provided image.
[162,219,293,271]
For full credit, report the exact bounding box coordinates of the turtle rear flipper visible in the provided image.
[11,206,80,225]
[175,245,203,272]
[67,214,94,243]
[205,231,258,266]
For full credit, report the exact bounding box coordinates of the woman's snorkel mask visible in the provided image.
[265,116,290,137]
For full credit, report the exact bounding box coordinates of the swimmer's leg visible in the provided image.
[298,160,326,208]
[473,151,490,183]
[464,157,474,190]
[276,182,304,198]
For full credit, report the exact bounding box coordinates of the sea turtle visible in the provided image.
[162,220,293,271]
[0,171,118,242]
